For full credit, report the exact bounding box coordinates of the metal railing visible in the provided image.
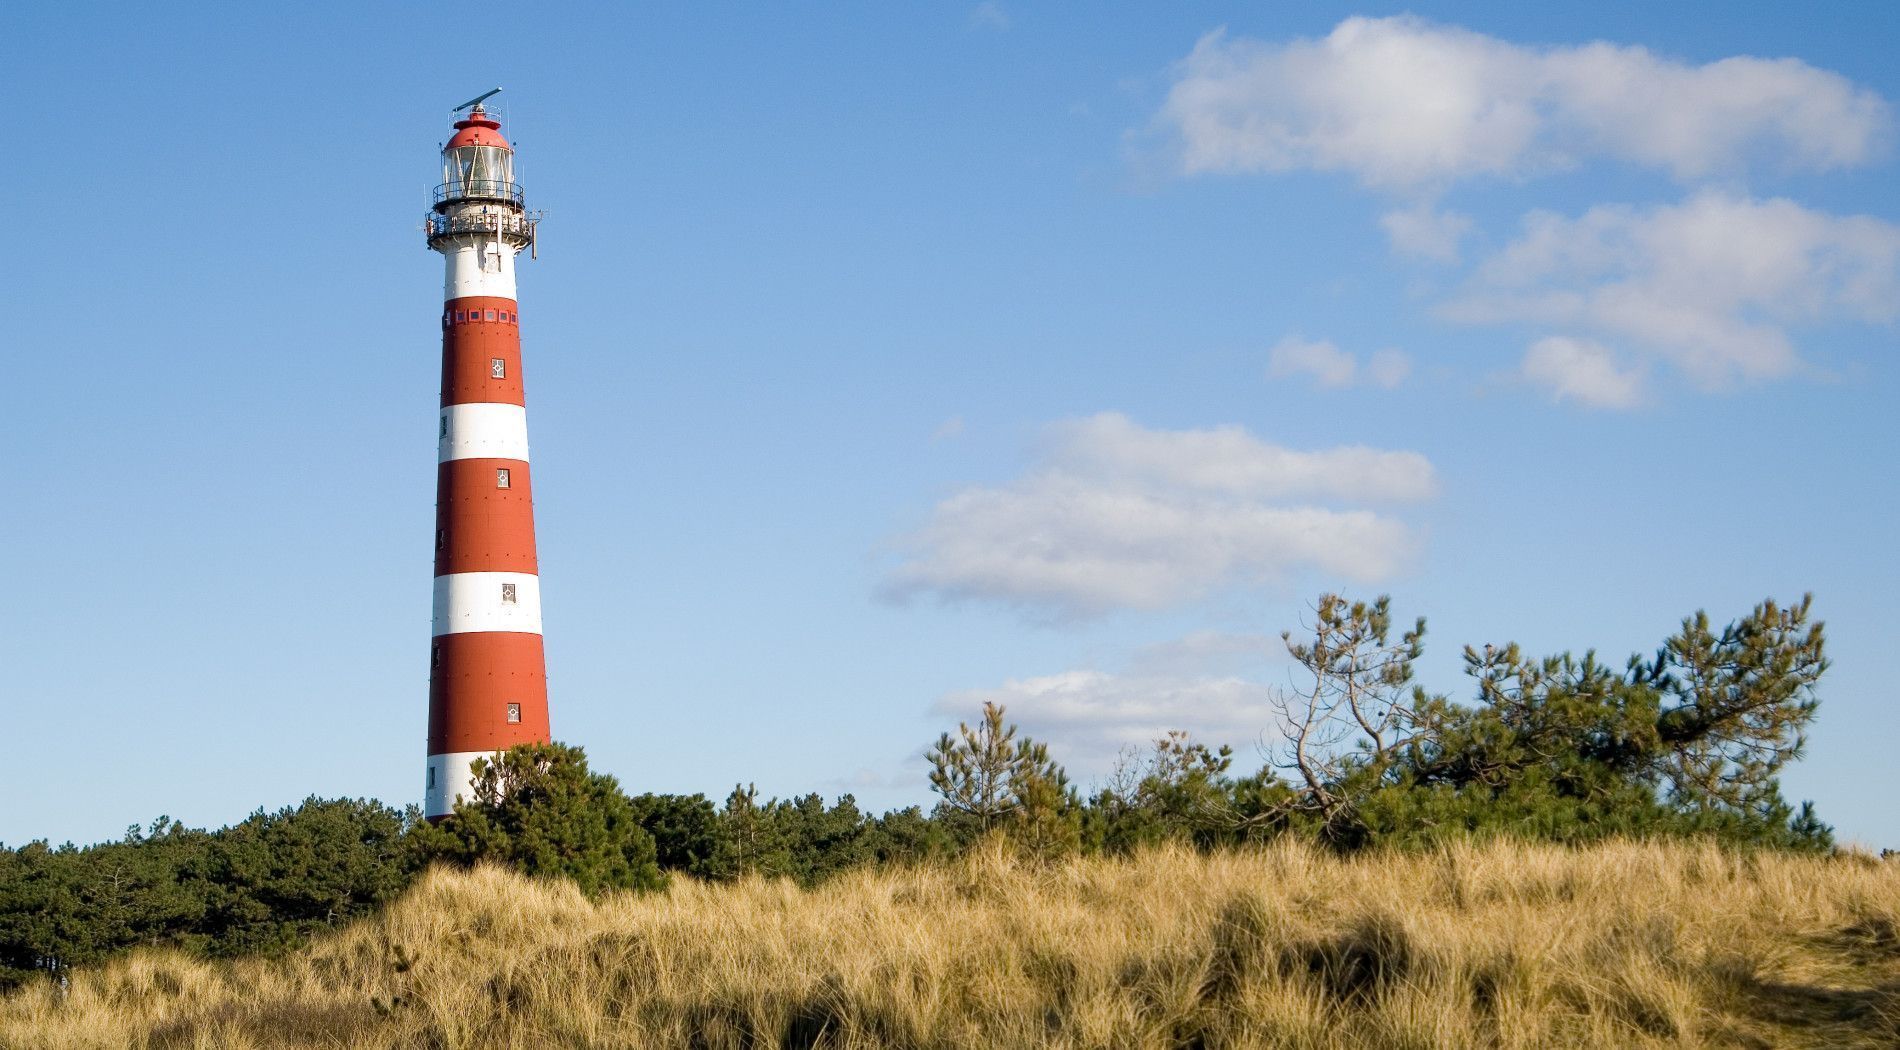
[426,211,536,248]
[433,180,525,207]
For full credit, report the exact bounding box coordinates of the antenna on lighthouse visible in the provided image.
[453,87,503,113]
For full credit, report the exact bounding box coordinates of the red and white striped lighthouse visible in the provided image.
[423,90,548,818]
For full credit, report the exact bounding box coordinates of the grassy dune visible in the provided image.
[4,840,1899,1048]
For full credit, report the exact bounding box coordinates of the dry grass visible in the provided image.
[4,839,1899,1048]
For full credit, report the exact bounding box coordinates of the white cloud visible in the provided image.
[1446,191,1900,386]
[1042,412,1435,503]
[1156,17,1889,189]
[932,415,965,441]
[1521,337,1646,409]
[935,667,1276,778]
[882,413,1432,619]
[1381,203,1473,262]
[1268,337,1413,391]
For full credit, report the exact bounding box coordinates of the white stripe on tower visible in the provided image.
[432,571,544,635]
[443,242,517,300]
[439,403,531,462]
[425,751,499,817]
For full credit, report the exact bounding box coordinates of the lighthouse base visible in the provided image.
[424,750,497,819]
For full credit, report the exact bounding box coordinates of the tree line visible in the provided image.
[0,594,1835,991]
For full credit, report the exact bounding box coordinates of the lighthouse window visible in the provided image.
[490,358,506,379]
[454,310,466,323]
[496,467,512,489]
[501,582,517,604]
[485,309,497,322]
[436,528,447,551]
[431,643,442,669]
[506,703,522,724]
[439,415,449,437]
[427,766,436,789]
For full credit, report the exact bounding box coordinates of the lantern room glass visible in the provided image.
[442,145,515,201]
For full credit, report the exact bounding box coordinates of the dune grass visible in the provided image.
[4,838,1898,1048]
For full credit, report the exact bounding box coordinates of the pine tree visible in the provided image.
[1646,594,1827,816]
[927,702,1078,856]
[408,743,662,896]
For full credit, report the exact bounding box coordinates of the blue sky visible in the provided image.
[5,2,1897,847]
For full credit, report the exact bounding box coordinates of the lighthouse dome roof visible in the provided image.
[446,107,511,151]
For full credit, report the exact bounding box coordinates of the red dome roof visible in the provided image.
[445,106,511,151]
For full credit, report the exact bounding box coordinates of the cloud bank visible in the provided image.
[1157,16,1889,189]
[1449,192,1900,391]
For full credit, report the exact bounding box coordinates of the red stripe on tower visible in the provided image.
[422,92,548,818]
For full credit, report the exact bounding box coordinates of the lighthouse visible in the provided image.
[423,90,549,818]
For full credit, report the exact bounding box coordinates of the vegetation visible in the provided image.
[5,840,1898,1048]
[407,742,664,896]
[0,798,408,989]
[0,592,1870,1043]
[1248,593,1834,852]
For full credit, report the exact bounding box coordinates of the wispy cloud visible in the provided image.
[1266,337,1354,387]
[1268,337,1411,390]
[881,413,1433,620]
[1381,203,1474,262]
[1365,349,1412,389]
[968,2,1009,31]
[935,662,1277,778]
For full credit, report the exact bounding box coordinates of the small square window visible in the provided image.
[485,309,497,322]
[502,312,512,323]
[490,358,506,379]
[506,703,521,724]
[501,582,517,604]
[496,467,511,489]
[454,310,466,323]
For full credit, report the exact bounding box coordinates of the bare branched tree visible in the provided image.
[1267,594,1427,823]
